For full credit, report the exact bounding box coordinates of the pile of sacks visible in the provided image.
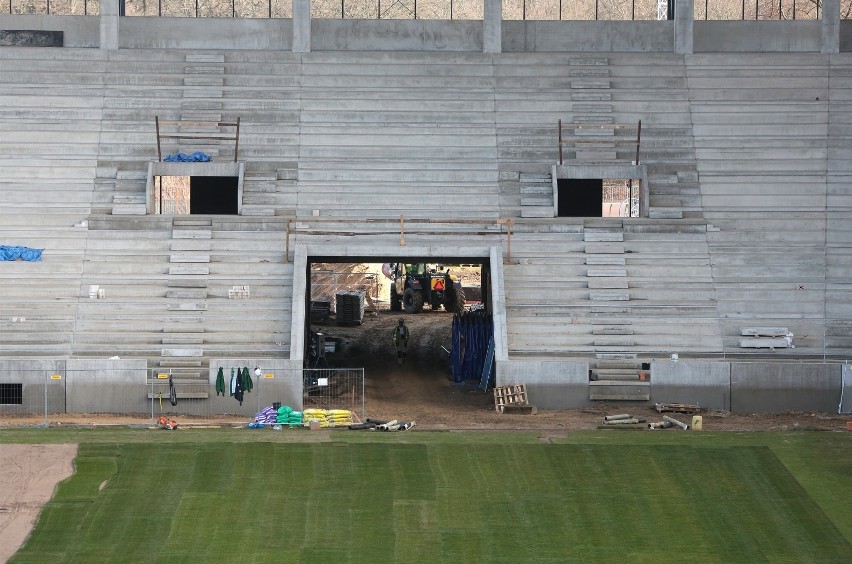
[303,408,353,428]
[252,405,303,428]
[276,405,303,428]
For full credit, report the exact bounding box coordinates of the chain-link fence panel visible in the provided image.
[302,368,365,421]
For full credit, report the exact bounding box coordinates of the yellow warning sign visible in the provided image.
[157,373,169,379]
[50,375,62,380]
[263,373,274,379]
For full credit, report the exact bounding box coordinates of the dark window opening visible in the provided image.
[0,383,23,405]
[191,176,239,215]
[558,178,602,217]
[155,175,239,215]
[558,178,639,218]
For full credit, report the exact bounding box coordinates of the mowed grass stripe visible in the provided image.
[12,443,852,563]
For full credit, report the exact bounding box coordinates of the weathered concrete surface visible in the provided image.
[120,17,291,50]
[66,359,147,414]
[209,359,303,414]
[0,360,66,415]
[650,360,730,411]
[0,15,96,48]
[497,360,588,409]
[694,21,821,53]
[313,20,482,52]
[730,363,840,413]
[503,21,672,53]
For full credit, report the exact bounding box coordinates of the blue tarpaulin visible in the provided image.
[163,152,212,162]
[0,246,43,261]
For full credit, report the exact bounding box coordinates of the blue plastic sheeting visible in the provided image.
[0,246,43,261]
[163,152,212,162]
[451,310,493,385]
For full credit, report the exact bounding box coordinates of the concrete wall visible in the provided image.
[0,359,67,415]
[497,360,588,409]
[0,16,838,53]
[66,359,147,414]
[694,21,821,53]
[841,21,852,52]
[650,360,730,411]
[313,20,482,51]
[209,359,303,416]
[119,17,292,50]
[730,363,840,414]
[503,21,673,53]
[0,15,99,48]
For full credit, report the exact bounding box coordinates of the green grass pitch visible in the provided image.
[6,429,852,563]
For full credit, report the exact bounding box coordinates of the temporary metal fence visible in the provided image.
[0,367,365,426]
[302,368,365,419]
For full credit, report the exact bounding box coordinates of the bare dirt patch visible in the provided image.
[0,443,77,563]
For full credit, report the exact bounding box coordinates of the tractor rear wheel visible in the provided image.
[403,288,424,313]
[448,287,466,314]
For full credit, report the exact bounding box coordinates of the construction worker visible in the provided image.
[392,317,410,364]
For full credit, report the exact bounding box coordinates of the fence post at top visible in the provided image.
[43,370,48,427]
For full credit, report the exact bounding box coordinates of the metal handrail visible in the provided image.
[155,116,241,162]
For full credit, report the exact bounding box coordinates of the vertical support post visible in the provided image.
[285,218,292,262]
[558,119,563,165]
[292,0,311,53]
[43,371,48,427]
[505,219,513,262]
[674,0,694,55]
[234,117,240,162]
[99,0,119,50]
[483,0,502,54]
[822,0,839,54]
[155,116,162,162]
[399,215,406,246]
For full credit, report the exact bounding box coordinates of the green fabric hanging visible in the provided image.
[215,367,225,397]
[242,367,254,393]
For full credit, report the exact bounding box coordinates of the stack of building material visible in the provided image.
[493,384,536,414]
[275,405,303,427]
[335,291,365,325]
[302,408,354,427]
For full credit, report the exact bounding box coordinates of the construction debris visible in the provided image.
[349,418,415,432]
[493,384,537,414]
[655,402,702,414]
[604,413,632,421]
[663,415,690,430]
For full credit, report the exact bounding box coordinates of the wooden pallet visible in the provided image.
[654,402,701,414]
[494,384,529,413]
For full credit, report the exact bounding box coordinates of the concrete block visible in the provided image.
[585,243,625,254]
[584,232,624,242]
[590,291,630,301]
[588,278,629,289]
[586,269,626,277]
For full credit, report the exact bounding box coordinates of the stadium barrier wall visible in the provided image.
[650,361,731,411]
[1,15,847,53]
[0,359,356,424]
[730,362,841,414]
[497,360,589,409]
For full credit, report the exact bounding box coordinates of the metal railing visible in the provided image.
[5,0,845,20]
